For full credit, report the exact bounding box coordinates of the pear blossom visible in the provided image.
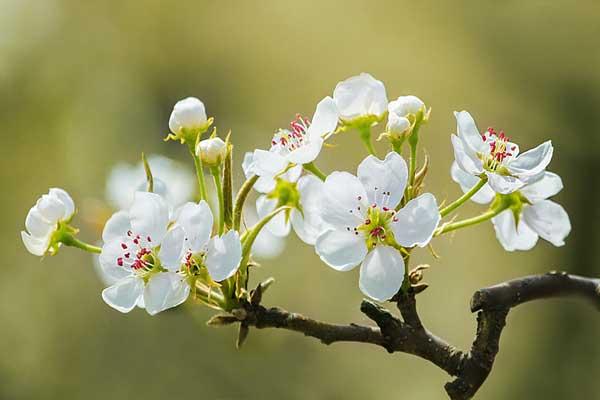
[333,73,387,122]
[99,192,190,315]
[492,172,570,251]
[171,201,242,282]
[243,150,324,245]
[197,137,227,166]
[315,152,441,301]
[256,174,325,245]
[452,111,554,195]
[106,154,194,212]
[21,188,75,256]
[251,96,338,178]
[169,97,208,135]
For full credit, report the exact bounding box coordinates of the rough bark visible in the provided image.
[218,272,600,399]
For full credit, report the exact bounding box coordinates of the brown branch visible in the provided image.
[220,272,600,400]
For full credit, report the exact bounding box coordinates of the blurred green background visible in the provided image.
[2,1,600,399]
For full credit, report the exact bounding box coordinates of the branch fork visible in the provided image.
[209,272,600,399]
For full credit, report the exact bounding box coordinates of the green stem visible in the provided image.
[188,144,208,201]
[435,206,507,236]
[211,166,225,235]
[60,234,101,254]
[358,125,377,156]
[440,177,488,218]
[233,175,259,231]
[303,162,327,181]
[239,206,290,285]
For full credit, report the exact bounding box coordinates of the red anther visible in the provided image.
[127,230,133,236]
[121,243,127,249]
[147,236,151,242]
[124,253,130,258]
[357,196,362,200]
[383,207,389,211]
[117,257,124,267]
[393,217,398,222]
[133,238,139,245]
[365,219,371,225]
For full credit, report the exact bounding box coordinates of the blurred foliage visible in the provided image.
[1,0,599,398]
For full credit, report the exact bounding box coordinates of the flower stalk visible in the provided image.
[211,166,225,235]
[188,143,208,201]
[439,176,488,217]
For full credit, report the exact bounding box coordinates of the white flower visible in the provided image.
[21,188,75,256]
[388,95,425,118]
[255,174,325,245]
[492,172,571,251]
[452,111,554,195]
[106,154,195,212]
[333,73,388,122]
[171,201,242,282]
[197,137,227,166]
[169,97,207,134]
[244,151,324,245]
[315,152,440,301]
[99,192,190,315]
[251,96,338,178]
[452,163,571,251]
[386,112,411,135]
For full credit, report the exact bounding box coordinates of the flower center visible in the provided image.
[116,231,157,275]
[345,196,397,250]
[271,114,311,153]
[481,127,517,171]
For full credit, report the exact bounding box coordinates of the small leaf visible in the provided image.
[236,324,250,349]
[141,152,154,193]
[206,315,238,327]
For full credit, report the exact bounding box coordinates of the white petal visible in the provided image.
[333,73,387,120]
[49,188,75,220]
[175,200,213,252]
[359,245,405,301]
[507,141,553,178]
[388,96,424,117]
[169,97,207,133]
[291,175,325,245]
[450,161,495,204]
[357,152,408,209]
[35,194,65,223]
[205,231,242,281]
[21,231,49,256]
[386,112,410,134]
[454,111,487,154]
[143,272,190,315]
[102,210,131,243]
[99,238,135,281]
[102,276,144,313]
[282,164,303,183]
[306,96,339,140]
[315,229,367,271]
[321,171,368,230]
[25,206,54,238]
[242,151,256,178]
[256,195,291,237]
[129,191,169,244]
[392,193,440,248]
[492,210,539,251]
[159,226,186,270]
[520,171,563,203]
[486,172,525,194]
[286,138,324,165]
[451,134,483,175]
[522,200,570,247]
[252,149,288,178]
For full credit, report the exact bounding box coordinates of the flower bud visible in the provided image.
[388,95,425,118]
[169,97,207,134]
[196,137,227,166]
[386,112,410,135]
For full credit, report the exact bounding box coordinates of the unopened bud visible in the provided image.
[196,137,227,166]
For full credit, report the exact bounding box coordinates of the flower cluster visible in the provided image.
[21,72,571,318]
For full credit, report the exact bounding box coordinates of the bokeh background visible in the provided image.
[2,1,600,399]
